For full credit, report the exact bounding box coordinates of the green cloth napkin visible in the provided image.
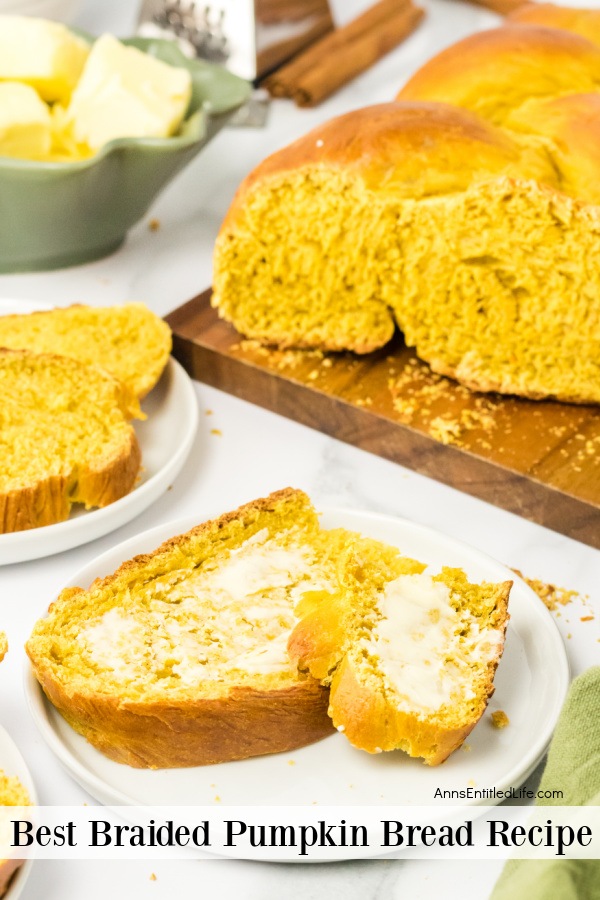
[491,667,600,900]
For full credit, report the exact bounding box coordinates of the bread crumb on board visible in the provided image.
[148,218,160,232]
[491,710,510,729]
[150,873,157,881]
[210,429,222,437]
[389,361,500,447]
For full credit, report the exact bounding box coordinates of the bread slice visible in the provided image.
[289,553,511,765]
[0,349,141,533]
[26,489,363,768]
[0,302,171,399]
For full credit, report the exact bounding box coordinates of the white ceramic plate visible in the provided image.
[0,299,198,565]
[25,508,569,819]
[0,723,38,899]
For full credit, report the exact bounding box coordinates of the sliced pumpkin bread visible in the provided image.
[0,302,171,399]
[289,550,511,765]
[26,489,350,768]
[0,348,141,533]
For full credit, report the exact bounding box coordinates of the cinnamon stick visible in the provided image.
[299,2,425,107]
[256,0,332,25]
[264,0,424,103]
[448,0,530,14]
[257,12,334,77]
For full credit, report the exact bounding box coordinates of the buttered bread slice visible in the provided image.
[26,489,360,768]
[0,302,171,398]
[0,349,141,533]
[289,558,511,765]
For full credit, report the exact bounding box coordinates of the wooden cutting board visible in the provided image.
[166,289,600,550]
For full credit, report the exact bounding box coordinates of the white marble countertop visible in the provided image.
[1,0,598,897]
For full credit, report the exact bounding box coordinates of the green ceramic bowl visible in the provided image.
[0,38,251,272]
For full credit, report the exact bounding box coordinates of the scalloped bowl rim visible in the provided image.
[0,109,207,171]
[0,36,250,172]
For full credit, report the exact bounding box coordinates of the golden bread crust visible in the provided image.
[217,101,543,237]
[508,4,600,46]
[0,429,141,533]
[79,486,313,597]
[32,667,332,768]
[398,25,600,120]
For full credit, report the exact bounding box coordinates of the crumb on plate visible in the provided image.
[491,710,510,729]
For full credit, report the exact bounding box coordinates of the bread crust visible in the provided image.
[508,3,600,46]
[215,101,526,240]
[78,486,314,596]
[32,663,332,768]
[0,429,141,533]
[27,489,335,767]
[398,24,600,112]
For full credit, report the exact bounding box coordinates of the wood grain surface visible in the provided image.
[166,289,600,549]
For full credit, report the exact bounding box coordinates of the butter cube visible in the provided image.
[49,103,93,162]
[65,35,193,151]
[0,16,89,103]
[0,82,52,160]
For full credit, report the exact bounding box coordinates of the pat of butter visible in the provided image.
[0,16,89,103]
[65,34,193,151]
[0,82,52,160]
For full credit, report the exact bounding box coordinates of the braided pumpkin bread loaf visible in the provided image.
[213,23,600,403]
[507,3,600,44]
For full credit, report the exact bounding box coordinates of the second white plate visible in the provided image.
[0,299,199,565]
[25,507,569,814]
[0,723,38,900]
